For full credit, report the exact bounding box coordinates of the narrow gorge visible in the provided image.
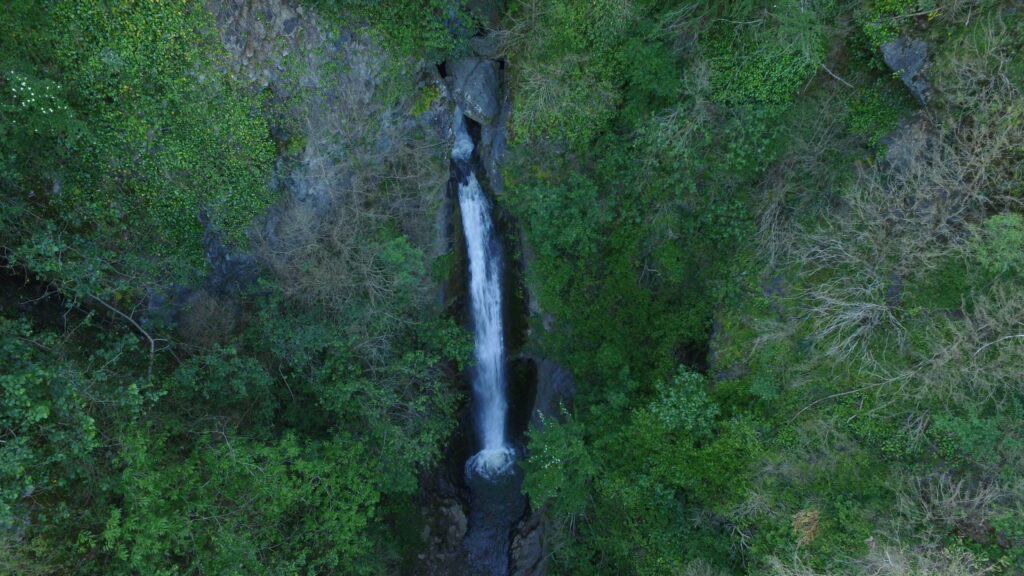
[5,1,1022,575]
[453,111,515,481]
[450,109,524,574]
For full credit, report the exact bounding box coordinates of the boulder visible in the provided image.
[470,33,505,60]
[440,499,468,547]
[509,509,546,576]
[448,57,500,125]
[880,37,931,104]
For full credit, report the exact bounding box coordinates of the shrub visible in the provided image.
[522,412,596,517]
[912,282,1024,405]
[177,290,239,348]
[511,53,621,146]
[310,0,467,60]
[769,544,1000,575]
[648,366,719,440]
[847,79,914,145]
[894,471,1016,552]
[703,0,827,107]
[796,111,1011,360]
[971,213,1024,278]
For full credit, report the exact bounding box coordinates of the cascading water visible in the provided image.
[451,109,527,576]
[452,111,516,480]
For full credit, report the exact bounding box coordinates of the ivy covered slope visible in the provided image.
[502,0,1024,574]
[1,0,275,295]
[1,1,470,574]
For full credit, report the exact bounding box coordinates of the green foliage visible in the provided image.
[0,316,141,528]
[971,213,1024,278]
[1,0,276,295]
[857,0,931,47]
[508,1,1024,573]
[411,84,441,115]
[0,280,463,574]
[522,412,596,517]
[0,2,463,571]
[504,1,846,571]
[902,253,970,310]
[99,431,385,576]
[928,404,1017,470]
[311,0,468,60]
[681,417,759,505]
[0,318,89,525]
[649,366,719,439]
[846,408,925,462]
[508,0,674,146]
[847,79,915,145]
[616,35,682,126]
[3,0,1024,574]
[172,347,277,426]
[700,0,828,107]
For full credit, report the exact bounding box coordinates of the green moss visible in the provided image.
[411,84,440,115]
[847,78,916,145]
[971,213,1024,279]
[903,255,970,311]
[305,0,468,61]
[858,0,932,48]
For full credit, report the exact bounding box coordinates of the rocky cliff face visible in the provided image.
[210,0,451,209]
[197,0,455,315]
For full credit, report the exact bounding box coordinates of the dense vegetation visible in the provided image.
[2,1,466,574]
[504,0,1024,574]
[2,0,1022,575]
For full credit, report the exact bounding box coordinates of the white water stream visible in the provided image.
[453,112,515,479]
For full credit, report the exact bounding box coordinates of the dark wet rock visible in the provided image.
[416,510,471,575]
[448,57,500,125]
[281,15,300,35]
[477,84,511,195]
[509,509,546,576]
[439,499,469,547]
[201,215,256,294]
[881,37,931,104]
[529,357,574,428]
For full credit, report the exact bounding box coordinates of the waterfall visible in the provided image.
[453,112,515,480]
